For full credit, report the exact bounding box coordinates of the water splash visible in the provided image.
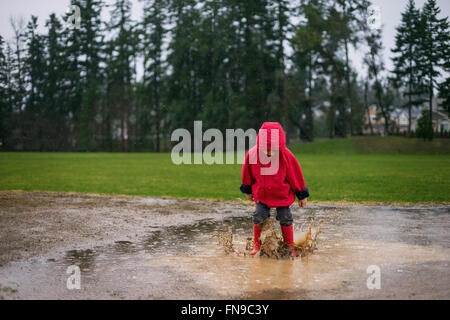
[216,218,323,259]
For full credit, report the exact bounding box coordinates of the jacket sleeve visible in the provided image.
[285,150,309,200]
[240,151,254,194]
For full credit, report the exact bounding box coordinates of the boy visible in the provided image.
[240,122,309,257]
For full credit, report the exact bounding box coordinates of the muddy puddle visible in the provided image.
[0,192,449,299]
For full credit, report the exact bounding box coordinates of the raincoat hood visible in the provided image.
[256,122,286,152]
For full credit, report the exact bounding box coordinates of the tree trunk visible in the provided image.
[307,56,314,141]
[344,38,353,135]
[407,56,412,135]
[429,72,433,129]
[364,82,374,135]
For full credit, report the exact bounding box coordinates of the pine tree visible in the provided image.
[271,0,291,138]
[324,4,348,137]
[62,3,84,149]
[391,0,426,135]
[44,14,70,150]
[364,28,393,135]
[3,43,16,148]
[198,0,230,131]
[107,0,137,151]
[239,0,276,128]
[335,0,372,136]
[291,0,326,141]
[140,0,168,152]
[436,13,450,116]
[416,108,434,140]
[417,0,449,121]
[0,36,9,150]
[438,64,450,116]
[24,16,47,150]
[9,16,27,149]
[350,72,367,135]
[167,0,201,132]
[77,0,105,151]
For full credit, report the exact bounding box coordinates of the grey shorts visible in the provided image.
[252,201,293,226]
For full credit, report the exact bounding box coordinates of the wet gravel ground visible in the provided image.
[0,191,449,300]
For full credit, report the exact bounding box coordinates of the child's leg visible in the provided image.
[252,201,270,225]
[275,206,293,227]
[276,207,296,257]
[250,202,270,255]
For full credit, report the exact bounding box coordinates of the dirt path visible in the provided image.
[0,191,449,300]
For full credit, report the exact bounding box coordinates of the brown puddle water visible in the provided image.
[1,204,450,299]
[146,211,450,298]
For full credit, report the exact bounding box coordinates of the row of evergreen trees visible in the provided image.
[0,0,448,151]
[391,0,449,137]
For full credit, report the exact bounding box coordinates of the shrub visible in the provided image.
[416,109,434,141]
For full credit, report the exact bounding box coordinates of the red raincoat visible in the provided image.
[240,122,309,208]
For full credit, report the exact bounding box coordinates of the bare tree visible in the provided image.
[9,16,26,113]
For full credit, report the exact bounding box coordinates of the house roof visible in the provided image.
[432,110,450,122]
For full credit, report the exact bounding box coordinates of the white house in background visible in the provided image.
[391,106,422,133]
[364,98,449,134]
[363,104,387,135]
[414,98,450,133]
[428,98,450,133]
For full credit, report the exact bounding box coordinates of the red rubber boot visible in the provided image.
[250,224,261,256]
[281,225,296,257]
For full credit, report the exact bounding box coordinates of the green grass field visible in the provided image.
[0,137,449,203]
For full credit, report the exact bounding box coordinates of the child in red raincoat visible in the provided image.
[240,122,309,257]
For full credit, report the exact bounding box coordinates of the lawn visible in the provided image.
[0,137,449,203]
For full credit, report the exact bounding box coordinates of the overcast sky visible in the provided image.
[1,0,449,79]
